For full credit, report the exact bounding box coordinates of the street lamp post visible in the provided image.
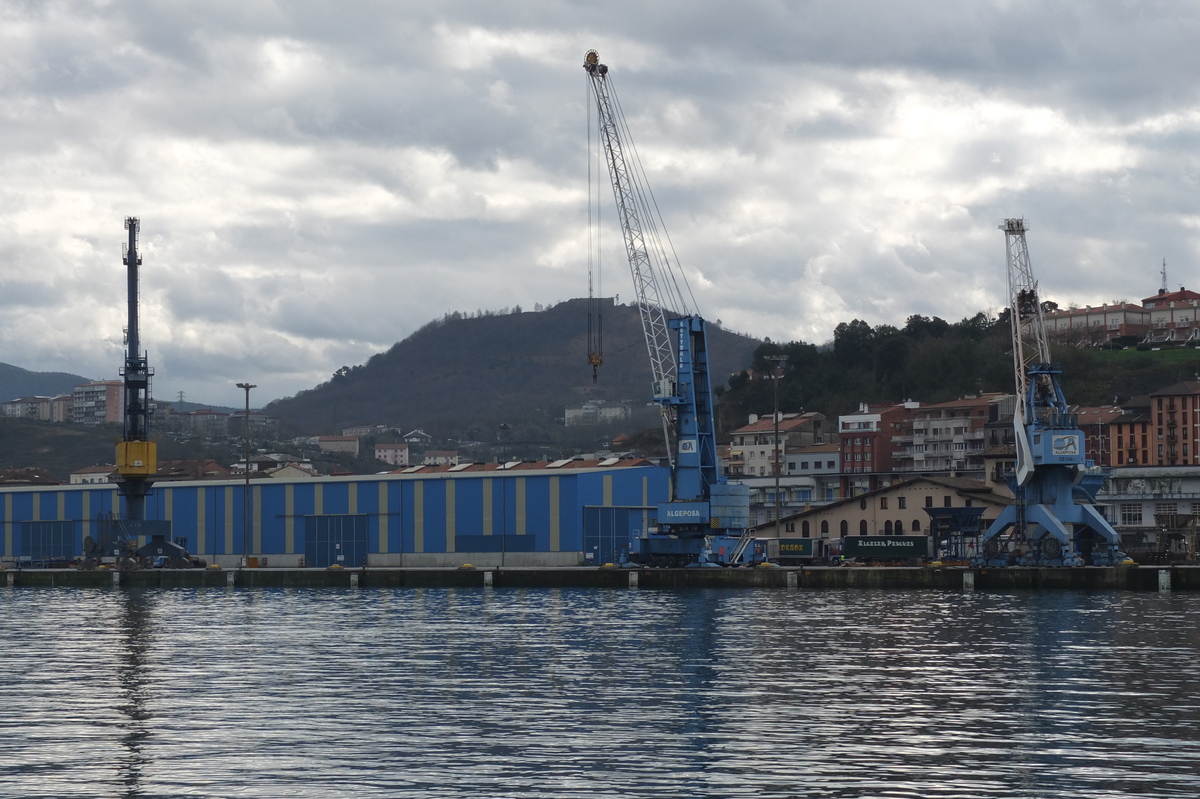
[236,382,256,567]
[766,356,788,536]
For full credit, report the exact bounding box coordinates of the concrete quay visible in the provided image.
[2,565,1198,591]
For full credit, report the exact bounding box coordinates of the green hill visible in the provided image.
[266,298,761,441]
[0,362,92,402]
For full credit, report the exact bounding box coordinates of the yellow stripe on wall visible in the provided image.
[445,480,456,553]
[57,493,65,522]
[483,479,493,535]
[604,475,613,506]
[516,477,526,535]
[314,483,324,516]
[4,494,11,559]
[82,493,91,544]
[32,493,41,522]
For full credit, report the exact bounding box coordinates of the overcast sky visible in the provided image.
[3,1,1200,406]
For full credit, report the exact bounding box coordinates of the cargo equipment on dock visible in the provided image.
[975,219,1124,567]
[583,50,756,567]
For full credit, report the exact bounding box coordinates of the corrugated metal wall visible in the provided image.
[0,466,666,566]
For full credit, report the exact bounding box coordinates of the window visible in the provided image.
[840,520,848,535]
[895,519,903,534]
[912,519,922,532]
[802,521,810,538]
[827,461,835,469]
[925,496,934,508]
[800,461,809,470]
[965,499,973,507]
[884,520,893,534]
[1156,503,1178,516]
[821,520,829,536]
[860,499,868,510]
[898,497,906,509]
[880,497,888,509]
[859,520,868,536]
[943,496,952,507]
[785,522,796,533]
[1119,504,1142,526]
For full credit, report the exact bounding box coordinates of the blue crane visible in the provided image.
[583,50,754,567]
[976,219,1125,566]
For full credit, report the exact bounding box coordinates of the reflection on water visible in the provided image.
[1,587,1199,798]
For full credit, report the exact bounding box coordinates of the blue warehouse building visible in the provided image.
[0,460,669,568]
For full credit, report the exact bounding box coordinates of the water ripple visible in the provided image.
[1,587,1199,797]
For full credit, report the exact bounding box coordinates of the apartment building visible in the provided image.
[1043,302,1150,345]
[892,394,1011,475]
[1142,288,1200,345]
[725,412,826,478]
[72,381,123,425]
[1148,381,1200,466]
[839,402,919,495]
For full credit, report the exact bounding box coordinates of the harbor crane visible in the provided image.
[976,219,1124,566]
[583,50,755,566]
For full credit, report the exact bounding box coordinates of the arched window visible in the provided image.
[884,520,893,535]
[912,519,922,532]
[859,519,868,535]
[785,521,795,533]
[802,520,810,538]
[840,520,848,535]
[821,520,830,536]
[896,519,903,535]
[859,499,867,510]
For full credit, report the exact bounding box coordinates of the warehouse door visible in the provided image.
[303,515,368,568]
[19,520,77,565]
[582,507,647,566]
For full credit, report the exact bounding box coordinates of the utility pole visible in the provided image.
[236,382,256,567]
[766,355,788,535]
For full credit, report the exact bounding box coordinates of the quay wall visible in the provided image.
[4,565,1200,591]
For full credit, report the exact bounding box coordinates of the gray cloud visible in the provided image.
[2,0,1200,406]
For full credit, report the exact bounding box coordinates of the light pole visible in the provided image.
[766,355,788,536]
[236,382,256,567]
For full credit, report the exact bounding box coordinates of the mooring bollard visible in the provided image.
[112,571,121,587]
[226,571,236,587]
[483,571,493,587]
[1159,569,1171,593]
[786,572,798,589]
[350,573,359,588]
[963,571,975,592]
[628,571,639,589]
[7,572,14,588]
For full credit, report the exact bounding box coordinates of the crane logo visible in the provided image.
[679,439,697,454]
[1052,435,1080,456]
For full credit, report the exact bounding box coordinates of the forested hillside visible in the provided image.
[719,312,1200,424]
[266,299,760,441]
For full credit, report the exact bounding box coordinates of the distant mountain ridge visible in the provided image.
[266,298,761,440]
[0,362,92,402]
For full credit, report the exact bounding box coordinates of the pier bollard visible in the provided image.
[1159,569,1171,593]
[6,572,13,588]
[350,573,359,588]
[628,571,639,589]
[963,571,975,592]
[786,572,798,589]
[112,571,121,587]
[226,571,236,587]
[483,571,493,587]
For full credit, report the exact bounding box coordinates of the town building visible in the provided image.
[72,381,123,425]
[839,401,920,496]
[1148,381,1200,466]
[70,465,116,485]
[317,435,360,457]
[1099,466,1200,559]
[374,443,410,467]
[1043,302,1150,345]
[423,450,460,467]
[2,395,72,422]
[892,394,1011,476]
[725,412,826,478]
[1141,288,1200,345]
[1075,406,1124,466]
[564,401,631,426]
[1110,396,1152,467]
[757,476,1011,560]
